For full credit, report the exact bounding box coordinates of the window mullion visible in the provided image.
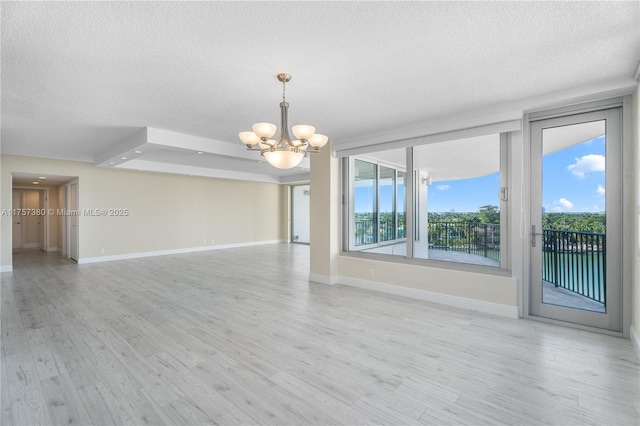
[406,147,414,259]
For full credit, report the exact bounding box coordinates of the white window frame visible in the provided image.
[342,135,510,273]
[347,156,407,252]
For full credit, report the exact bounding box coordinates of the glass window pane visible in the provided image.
[350,149,406,256]
[354,159,377,246]
[541,122,606,312]
[379,166,395,242]
[414,134,502,267]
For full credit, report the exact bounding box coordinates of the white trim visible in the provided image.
[116,159,284,184]
[279,173,311,185]
[633,61,640,82]
[78,240,285,265]
[336,118,522,158]
[631,326,640,361]
[96,127,312,182]
[308,273,339,285]
[334,109,523,155]
[334,275,519,318]
[0,265,13,273]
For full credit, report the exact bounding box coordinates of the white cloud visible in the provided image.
[436,184,451,191]
[550,198,574,212]
[567,154,605,178]
[558,198,574,210]
[596,184,605,196]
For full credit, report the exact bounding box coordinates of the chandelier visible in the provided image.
[239,73,328,169]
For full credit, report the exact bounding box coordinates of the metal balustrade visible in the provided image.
[542,229,606,304]
[354,218,405,246]
[427,221,501,263]
[354,220,605,304]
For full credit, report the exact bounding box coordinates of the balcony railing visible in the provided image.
[542,229,606,304]
[356,219,605,304]
[355,219,377,246]
[428,221,501,263]
[355,218,406,246]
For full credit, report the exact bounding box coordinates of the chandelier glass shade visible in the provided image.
[239,74,328,169]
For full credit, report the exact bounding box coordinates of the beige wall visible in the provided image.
[632,83,640,349]
[1,155,287,267]
[310,143,340,279]
[337,256,517,306]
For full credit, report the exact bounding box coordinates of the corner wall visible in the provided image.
[1,155,287,269]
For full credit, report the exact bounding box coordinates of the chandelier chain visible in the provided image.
[282,79,286,103]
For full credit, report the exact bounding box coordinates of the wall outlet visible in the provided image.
[203,239,207,245]
[369,268,375,278]
[211,240,215,245]
[100,248,105,254]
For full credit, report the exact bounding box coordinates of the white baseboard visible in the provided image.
[308,273,339,285]
[0,265,13,273]
[631,325,640,361]
[330,275,518,319]
[78,239,285,265]
[47,247,59,252]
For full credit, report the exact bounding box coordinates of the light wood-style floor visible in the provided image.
[2,244,639,425]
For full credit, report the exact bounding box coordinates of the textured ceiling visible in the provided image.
[1,1,638,182]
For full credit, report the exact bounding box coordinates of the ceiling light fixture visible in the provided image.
[239,73,328,169]
[196,151,204,155]
[134,150,142,154]
[32,181,39,185]
[38,176,46,180]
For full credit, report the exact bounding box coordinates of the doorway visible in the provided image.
[291,185,310,244]
[529,108,622,331]
[10,173,79,266]
[11,188,47,251]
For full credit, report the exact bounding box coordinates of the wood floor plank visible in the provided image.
[2,245,639,425]
[39,371,93,425]
[77,382,135,426]
[0,342,13,425]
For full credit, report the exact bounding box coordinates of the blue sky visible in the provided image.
[428,135,605,213]
[355,135,606,214]
[427,173,500,213]
[542,135,605,213]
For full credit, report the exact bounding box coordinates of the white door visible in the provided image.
[530,108,622,331]
[69,182,79,261]
[12,190,23,249]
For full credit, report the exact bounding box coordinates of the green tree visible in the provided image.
[478,205,500,224]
